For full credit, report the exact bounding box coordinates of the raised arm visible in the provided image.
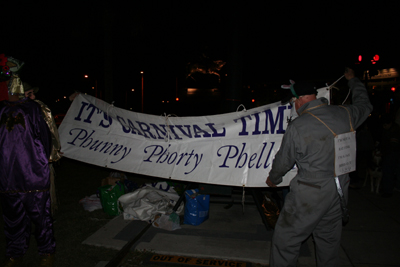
[344,67,373,129]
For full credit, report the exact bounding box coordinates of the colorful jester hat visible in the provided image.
[280,79,317,104]
[0,54,25,98]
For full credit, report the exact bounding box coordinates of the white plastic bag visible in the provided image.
[118,185,183,221]
[79,194,102,212]
[152,212,181,231]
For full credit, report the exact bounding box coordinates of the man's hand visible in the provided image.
[266,176,277,187]
[344,67,355,80]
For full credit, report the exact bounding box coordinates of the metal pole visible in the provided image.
[95,79,98,98]
[125,90,128,109]
[141,71,144,112]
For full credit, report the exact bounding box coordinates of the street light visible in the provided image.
[125,88,135,110]
[84,74,98,98]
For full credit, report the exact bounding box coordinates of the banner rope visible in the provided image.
[236,104,247,113]
[322,74,350,104]
[236,104,247,120]
[162,113,178,147]
[329,74,344,89]
[242,186,246,213]
[163,113,172,144]
[106,101,115,117]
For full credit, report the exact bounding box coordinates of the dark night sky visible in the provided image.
[2,1,399,114]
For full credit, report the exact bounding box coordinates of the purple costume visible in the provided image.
[0,98,56,258]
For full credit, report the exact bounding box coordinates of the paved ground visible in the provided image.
[88,183,400,267]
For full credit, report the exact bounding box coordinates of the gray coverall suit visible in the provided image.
[268,77,373,266]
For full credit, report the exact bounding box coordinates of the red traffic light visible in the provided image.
[356,54,379,64]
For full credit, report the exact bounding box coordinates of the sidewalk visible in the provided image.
[89,185,400,267]
[341,186,400,266]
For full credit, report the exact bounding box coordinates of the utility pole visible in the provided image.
[141,71,144,112]
[103,1,114,103]
[226,1,243,113]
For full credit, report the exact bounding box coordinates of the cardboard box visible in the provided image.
[101,177,121,186]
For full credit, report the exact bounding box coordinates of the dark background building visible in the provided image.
[2,1,399,117]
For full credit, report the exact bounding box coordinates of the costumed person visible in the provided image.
[24,82,62,215]
[266,67,372,266]
[0,54,10,102]
[0,55,56,267]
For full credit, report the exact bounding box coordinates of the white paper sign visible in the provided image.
[334,131,356,176]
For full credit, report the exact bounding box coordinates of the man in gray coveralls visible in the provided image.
[266,67,373,266]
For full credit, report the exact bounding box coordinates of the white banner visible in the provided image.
[58,88,329,187]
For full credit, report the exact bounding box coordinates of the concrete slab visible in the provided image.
[135,233,270,264]
[95,261,108,267]
[89,183,400,267]
[86,203,275,265]
[86,201,354,266]
[82,215,148,250]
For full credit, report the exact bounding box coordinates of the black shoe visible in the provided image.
[381,193,393,198]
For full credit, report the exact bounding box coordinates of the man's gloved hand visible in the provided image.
[266,176,277,187]
[344,67,355,80]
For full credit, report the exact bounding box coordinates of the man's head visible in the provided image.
[291,94,317,112]
[282,82,317,112]
[23,82,38,100]
[24,89,35,100]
